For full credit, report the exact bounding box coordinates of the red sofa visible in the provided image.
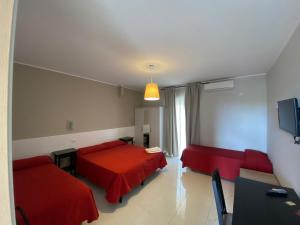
[180,145,273,181]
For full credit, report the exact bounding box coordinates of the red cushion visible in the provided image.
[13,156,53,171]
[242,149,273,173]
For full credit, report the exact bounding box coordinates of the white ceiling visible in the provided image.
[15,0,300,89]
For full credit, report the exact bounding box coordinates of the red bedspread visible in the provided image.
[181,145,273,181]
[181,145,245,180]
[13,156,99,225]
[77,141,167,203]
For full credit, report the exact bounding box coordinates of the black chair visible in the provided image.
[212,170,232,225]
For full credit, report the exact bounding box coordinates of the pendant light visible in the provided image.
[144,78,160,101]
[144,64,160,101]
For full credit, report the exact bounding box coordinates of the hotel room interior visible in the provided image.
[1,1,300,225]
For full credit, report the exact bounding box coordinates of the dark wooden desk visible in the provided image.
[233,177,300,225]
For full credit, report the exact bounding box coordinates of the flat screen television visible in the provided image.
[278,98,300,137]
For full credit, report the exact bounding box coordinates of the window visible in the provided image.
[175,88,186,155]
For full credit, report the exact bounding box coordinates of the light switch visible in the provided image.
[66,120,74,130]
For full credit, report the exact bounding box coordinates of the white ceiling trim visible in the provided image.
[14,61,140,92]
[15,61,266,90]
[228,73,266,80]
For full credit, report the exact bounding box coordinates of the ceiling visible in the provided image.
[15,0,300,89]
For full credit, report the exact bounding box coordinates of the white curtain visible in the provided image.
[175,88,186,154]
[185,83,202,145]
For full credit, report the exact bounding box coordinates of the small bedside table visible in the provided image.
[119,136,134,144]
[52,148,77,176]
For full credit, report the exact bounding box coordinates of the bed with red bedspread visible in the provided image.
[13,156,99,225]
[181,145,273,181]
[77,140,167,203]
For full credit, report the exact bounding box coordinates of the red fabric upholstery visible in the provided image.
[14,156,99,225]
[77,140,126,157]
[101,140,127,149]
[242,149,273,173]
[77,144,107,157]
[77,142,167,203]
[181,145,244,180]
[13,156,53,171]
[181,145,273,180]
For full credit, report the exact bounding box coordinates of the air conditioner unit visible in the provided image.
[203,80,234,91]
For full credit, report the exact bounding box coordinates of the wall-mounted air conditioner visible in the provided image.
[203,80,234,91]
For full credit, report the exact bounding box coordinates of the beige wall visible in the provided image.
[13,63,142,140]
[267,24,300,195]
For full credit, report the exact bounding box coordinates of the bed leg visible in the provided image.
[119,197,123,203]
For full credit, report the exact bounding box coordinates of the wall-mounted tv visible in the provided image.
[278,98,300,137]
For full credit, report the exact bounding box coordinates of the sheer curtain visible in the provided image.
[175,88,186,154]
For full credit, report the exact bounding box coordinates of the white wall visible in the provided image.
[200,75,267,152]
[267,24,300,195]
[13,126,134,159]
[0,0,17,224]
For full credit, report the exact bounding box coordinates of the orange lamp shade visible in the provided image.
[144,82,160,101]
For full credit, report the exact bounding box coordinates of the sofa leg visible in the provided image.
[119,196,123,203]
[141,181,145,186]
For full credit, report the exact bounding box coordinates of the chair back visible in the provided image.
[212,169,227,225]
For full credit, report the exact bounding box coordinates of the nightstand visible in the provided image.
[52,148,77,176]
[119,136,134,144]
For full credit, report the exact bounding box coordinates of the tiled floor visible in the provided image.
[82,157,235,225]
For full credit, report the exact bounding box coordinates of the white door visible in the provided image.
[135,108,144,146]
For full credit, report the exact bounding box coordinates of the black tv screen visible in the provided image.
[278,98,300,137]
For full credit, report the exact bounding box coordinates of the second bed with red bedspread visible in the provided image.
[13,156,99,225]
[77,140,167,203]
[181,145,273,180]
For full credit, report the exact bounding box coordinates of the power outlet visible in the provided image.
[66,120,74,130]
